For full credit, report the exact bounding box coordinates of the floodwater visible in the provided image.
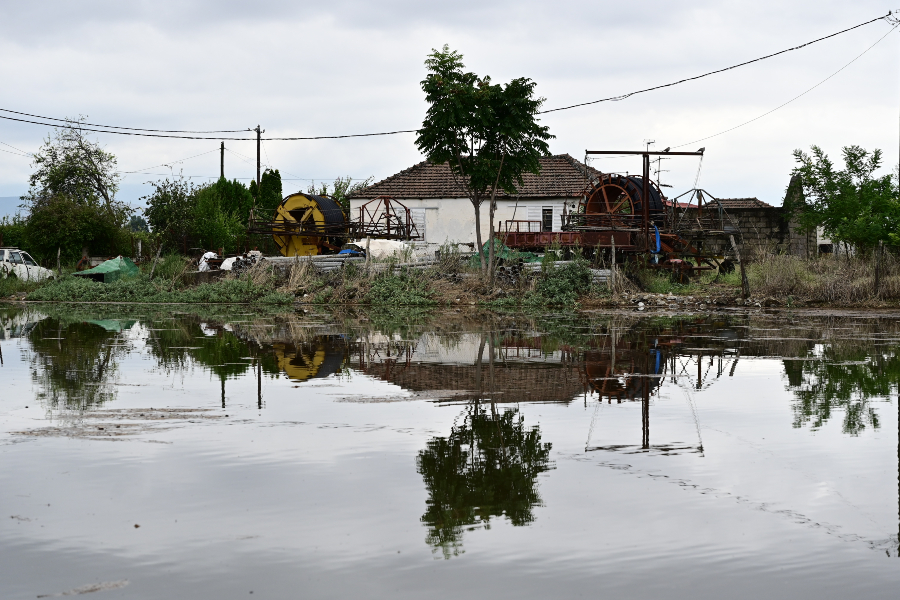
[1,305,899,599]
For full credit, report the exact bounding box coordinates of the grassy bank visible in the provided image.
[6,250,900,308]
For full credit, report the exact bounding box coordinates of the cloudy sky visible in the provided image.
[1,0,898,213]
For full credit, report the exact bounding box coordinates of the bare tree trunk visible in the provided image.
[472,196,485,272]
[487,155,505,286]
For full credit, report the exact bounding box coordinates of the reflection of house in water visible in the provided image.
[355,333,584,403]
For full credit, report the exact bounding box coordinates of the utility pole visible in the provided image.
[220,141,224,179]
[255,125,263,189]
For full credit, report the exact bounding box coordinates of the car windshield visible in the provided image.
[21,253,37,267]
[8,252,23,264]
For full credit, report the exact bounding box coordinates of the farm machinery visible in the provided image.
[500,149,744,278]
[248,194,421,257]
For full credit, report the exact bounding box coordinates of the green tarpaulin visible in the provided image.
[73,256,140,283]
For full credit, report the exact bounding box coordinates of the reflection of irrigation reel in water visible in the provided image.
[272,193,347,257]
[273,337,346,382]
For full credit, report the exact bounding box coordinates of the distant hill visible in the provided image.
[0,196,25,220]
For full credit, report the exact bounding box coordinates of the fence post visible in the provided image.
[149,242,163,280]
[730,234,750,300]
[875,240,883,298]
[610,236,616,293]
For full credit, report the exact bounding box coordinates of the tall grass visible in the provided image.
[749,253,900,303]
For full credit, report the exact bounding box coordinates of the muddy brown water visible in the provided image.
[2,304,900,599]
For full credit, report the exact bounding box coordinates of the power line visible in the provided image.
[0,109,247,133]
[119,148,220,175]
[0,113,255,139]
[0,140,31,156]
[538,12,891,114]
[671,20,899,149]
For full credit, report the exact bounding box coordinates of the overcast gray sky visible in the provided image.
[1,0,898,211]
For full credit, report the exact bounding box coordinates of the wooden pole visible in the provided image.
[875,240,883,298]
[730,234,750,299]
[255,125,261,190]
[220,141,225,179]
[610,236,616,293]
[149,242,163,280]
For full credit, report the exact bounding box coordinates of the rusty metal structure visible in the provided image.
[248,194,421,257]
[499,149,743,276]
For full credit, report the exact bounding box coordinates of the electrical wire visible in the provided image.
[0,147,30,157]
[0,140,32,156]
[0,109,248,133]
[539,12,891,114]
[119,148,220,174]
[671,21,899,149]
[0,113,255,139]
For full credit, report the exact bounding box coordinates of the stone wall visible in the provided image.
[680,206,814,258]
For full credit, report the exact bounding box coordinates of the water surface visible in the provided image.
[1,305,899,599]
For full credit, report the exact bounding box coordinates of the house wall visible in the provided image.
[349,197,576,251]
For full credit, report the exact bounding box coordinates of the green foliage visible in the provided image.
[192,180,247,252]
[530,260,591,305]
[0,214,28,249]
[16,119,130,262]
[129,215,149,232]
[790,145,900,251]
[143,177,251,254]
[142,178,197,248]
[366,271,436,305]
[417,406,553,558]
[26,274,293,305]
[25,194,126,263]
[253,168,283,214]
[0,273,41,297]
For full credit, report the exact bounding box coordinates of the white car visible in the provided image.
[0,248,55,282]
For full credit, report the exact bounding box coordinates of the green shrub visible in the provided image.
[366,271,436,305]
[26,274,292,305]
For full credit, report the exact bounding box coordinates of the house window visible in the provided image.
[409,209,426,241]
[542,208,553,232]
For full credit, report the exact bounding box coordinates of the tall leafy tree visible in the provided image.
[416,45,553,273]
[252,168,284,215]
[790,145,900,252]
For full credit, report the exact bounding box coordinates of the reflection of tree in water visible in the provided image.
[416,406,553,558]
[784,347,900,435]
[26,318,126,410]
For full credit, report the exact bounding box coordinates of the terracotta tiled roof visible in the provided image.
[349,154,600,199]
[717,198,772,208]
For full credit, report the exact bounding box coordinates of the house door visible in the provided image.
[542,207,553,232]
[409,209,426,241]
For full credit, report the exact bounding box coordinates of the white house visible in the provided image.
[348,154,598,252]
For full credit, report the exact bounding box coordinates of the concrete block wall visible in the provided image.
[679,206,813,258]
